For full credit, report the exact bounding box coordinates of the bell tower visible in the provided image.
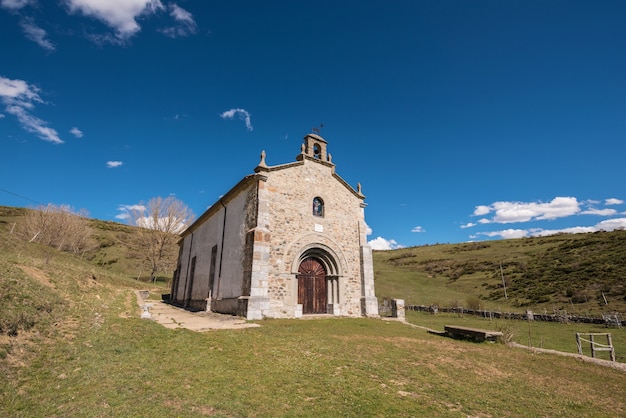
[298,133,332,164]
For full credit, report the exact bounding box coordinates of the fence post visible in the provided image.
[590,334,596,358]
[607,334,615,362]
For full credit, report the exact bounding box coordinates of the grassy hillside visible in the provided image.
[374,230,626,316]
[1,206,626,416]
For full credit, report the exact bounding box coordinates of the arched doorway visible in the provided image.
[297,257,327,314]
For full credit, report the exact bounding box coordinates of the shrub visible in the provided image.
[495,321,516,344]
[466,297,481,310]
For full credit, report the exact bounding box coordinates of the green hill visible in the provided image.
[374,230,626,316]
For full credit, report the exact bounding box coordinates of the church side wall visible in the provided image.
[173,183,255,313]
[213,185,255,313]
[261,161,366,318]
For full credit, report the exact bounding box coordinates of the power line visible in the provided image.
[0,187,47,207]
[0,187,86,218]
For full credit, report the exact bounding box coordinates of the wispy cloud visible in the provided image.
[106,160,123,168]
[580,208,617,216]
[411,226,425,233]
[0,75,63,144]
[220,108,253,131]
[0,0,33,10]
[606,198,624,206]
[115,203,145,220]
[70,127,83,138]
[159,3,197,38]
[473,229,530,240]
[20,17,55,51]
[63,0,165,43]
[473,217,626,241]
[5,0,199,46]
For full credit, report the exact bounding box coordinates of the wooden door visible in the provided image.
[297,258,327,314]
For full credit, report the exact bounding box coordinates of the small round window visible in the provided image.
[312,197,324,217]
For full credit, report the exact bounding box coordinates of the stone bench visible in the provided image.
[444,325,503,342]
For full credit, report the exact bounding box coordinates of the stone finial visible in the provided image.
[328,153,332,163]
[301,143,306,154]
[357,182,362,194]
[259,150,267,167]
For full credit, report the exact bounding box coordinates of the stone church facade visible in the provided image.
[170,133,379,320]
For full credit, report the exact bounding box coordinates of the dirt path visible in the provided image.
[135,291,260,331]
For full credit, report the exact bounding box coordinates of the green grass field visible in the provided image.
[405,310,626,362]
[1,207,626,417]
[3,289,625,417]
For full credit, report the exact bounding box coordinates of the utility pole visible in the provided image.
[500,262,508,300]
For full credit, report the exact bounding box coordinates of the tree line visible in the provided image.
[13,197,195,281]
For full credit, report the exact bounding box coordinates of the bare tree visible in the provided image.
[127,196,195,281]
[18,204,95,259]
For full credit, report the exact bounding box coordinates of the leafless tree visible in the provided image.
[126,196,195,281]
[18,204,95,259]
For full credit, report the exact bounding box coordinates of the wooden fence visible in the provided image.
[402,304,623,327]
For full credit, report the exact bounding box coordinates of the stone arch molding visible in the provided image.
[285,233,348,277]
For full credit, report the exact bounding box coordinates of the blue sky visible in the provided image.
[1,0,625,249]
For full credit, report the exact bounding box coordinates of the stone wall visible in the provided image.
[253,156,373,318]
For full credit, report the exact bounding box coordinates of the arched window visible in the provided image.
[312,197,324,217]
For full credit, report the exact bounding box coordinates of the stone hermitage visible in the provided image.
[170,133,379,319]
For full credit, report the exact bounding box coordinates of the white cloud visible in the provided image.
[0,76,40,101]
[116,203,187,232]
[606,198,624,206]
[595,217,626,231]
[411,226,425,233]
[106,160,123,168]
[220,108,253,131]
[20,17,55,51]
[531,226,597,237]
[476,217,626,240]
[63,0,164,41]
[115,203,145,220]
[477,229,530,239]
[473,205,491,216]
[119,203,145,212]
[6,1,197,46]
[0,114,5,118]
[70,127,83,138]
[0,75,63,144]
[460,222,476,229]
[473,197,580,224]
[580,208,617,216]
[159,3,197,38]
[0,0,32,10]
[135,215,187,233]
[368,236,403,251]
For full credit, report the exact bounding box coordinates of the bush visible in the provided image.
[466,297,481,310]
[495,321,516,344]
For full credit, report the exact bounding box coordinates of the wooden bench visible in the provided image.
[444,325,503,342]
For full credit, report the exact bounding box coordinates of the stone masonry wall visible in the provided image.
[258,158,366,318]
